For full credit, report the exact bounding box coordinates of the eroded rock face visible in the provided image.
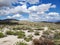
[33,37,54,45]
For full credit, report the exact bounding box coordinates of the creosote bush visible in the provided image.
[24,35,33,42]
[0,32,5,38]
[43,31,49,35]
[28,29,34,32]
[54,32,60,39]
[16,31,25,38]
[24,37,31,42]
[28,34,33,38]
[16,42,27,45]
[34,31,40,35]
[6,31,15,35]
[13,27,21,30]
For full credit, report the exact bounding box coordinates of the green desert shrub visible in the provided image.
[0,32,5,38]
[22,26,32,30]
[54,32,60,39]
[28,29,34,32]
[54,40,60,45]
[43,31,49,35]
[13,27,21,30]
[6,31,15,35]
[28,34,33,38]
[24,37,31,42]
[34,31,40,35]
[24,35,33,42]
[18,35,25,38]
[35,26,44,30]
[50,27,56,30]
[16,31,25,38]
[0,28,2,31]
[16,42,27,45]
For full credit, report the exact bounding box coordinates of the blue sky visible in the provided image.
[0,0,60,22]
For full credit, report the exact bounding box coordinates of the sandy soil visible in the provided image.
[0,27,48,45]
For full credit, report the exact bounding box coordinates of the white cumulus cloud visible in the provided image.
[7,14,22,19]
[0,0,59,22]
[28,3,56,14]
[48,12,59,16]
[0,0,39,7]
[0,0,18,7]
[26,0,39,4]
[0,4,29,15]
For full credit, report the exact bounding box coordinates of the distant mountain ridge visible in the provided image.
[0,19,19,22]
[0,19,60,24]
[0,19,19,25]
